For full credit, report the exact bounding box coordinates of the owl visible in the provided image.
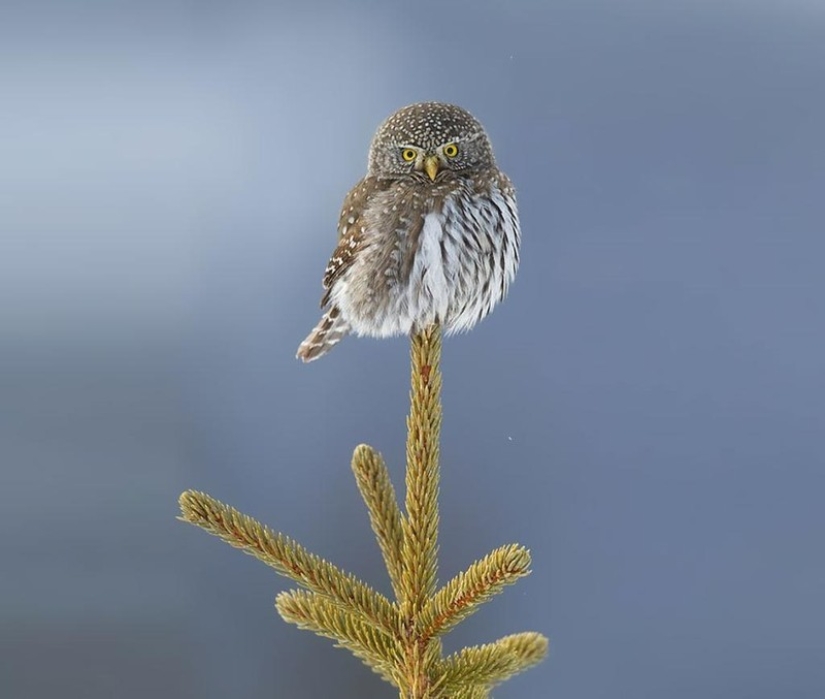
[297,101,520,362]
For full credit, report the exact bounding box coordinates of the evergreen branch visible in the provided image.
[419,544,532,640]
[450,687,490,699]
[401,325,443,617]
[437,632,549,694]
[178,326,549,696]
[276,589,402,686]
[351,444,406,599]
[178,490,399,635]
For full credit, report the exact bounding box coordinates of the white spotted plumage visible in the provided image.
[297,102,521,362]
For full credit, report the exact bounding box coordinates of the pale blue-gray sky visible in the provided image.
[2,1,824,697]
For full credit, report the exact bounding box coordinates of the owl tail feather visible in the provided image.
[296,307,350,362]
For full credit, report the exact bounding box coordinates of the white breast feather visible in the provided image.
[412,212,451,322]
[334,186,520,339]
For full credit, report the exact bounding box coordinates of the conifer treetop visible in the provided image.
[179,325,548,697]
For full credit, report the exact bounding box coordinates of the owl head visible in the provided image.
[367,102,496,182]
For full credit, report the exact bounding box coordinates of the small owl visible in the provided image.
[297,101,520,362]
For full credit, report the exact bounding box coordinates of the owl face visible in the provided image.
[367,102,496,182]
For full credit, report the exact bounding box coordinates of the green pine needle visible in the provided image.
[276,589,402,685]
[401,326,443,617]
[437,632,549,693]
[179,325,548,697]
[178,490,398,635]
[419,544,532,640]
[351,444,406,600]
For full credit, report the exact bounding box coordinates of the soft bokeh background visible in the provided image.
[3,0,824,697]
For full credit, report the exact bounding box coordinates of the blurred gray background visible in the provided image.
[2,0,824,697]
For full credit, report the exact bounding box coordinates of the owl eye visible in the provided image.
[401,148,417,162]
[442,143,459,158]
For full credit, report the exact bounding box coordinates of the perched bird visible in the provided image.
[297,101,521,362]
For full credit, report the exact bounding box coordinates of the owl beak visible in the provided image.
[424,156,440,181]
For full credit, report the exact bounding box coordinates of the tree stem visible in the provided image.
[401,325,443,697]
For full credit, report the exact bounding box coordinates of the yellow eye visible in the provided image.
[443,143,459,157]
[401,148,417,162]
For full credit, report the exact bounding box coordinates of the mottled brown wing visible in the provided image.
[320,176,379,308]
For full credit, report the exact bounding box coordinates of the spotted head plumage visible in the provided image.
[368,102,496,181]
[297,101,521,362]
